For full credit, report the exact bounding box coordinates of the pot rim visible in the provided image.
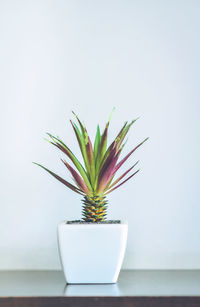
[58,220,128,226]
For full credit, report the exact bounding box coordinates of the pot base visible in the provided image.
[57,221,128,284]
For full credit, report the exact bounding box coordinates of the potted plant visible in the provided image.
[34,111,148,284]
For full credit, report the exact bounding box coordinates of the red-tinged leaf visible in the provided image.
[97,151,120,193]
[114,138,149,174]
[72,111,85,134]
[85,134,96,184]
[72,112,91,150]
[116,121,128,139]
[96,109,115,172]
[97,142,125,190]
[71,113,88,148]
[101,119,138,164]
[114,121,128,149]
[61,159,91,195]
[46,133,92,191]
[101,144,125,190]
[99,121,129,169]
[70,120,82,152]
[105,169,140,195]
[116,118,139,150]
[98,139,116,173]
[85,132,93,163]
[33,162,84,195]
[104,160,139,192]
[98,143,118,178]
[99,123,108,159]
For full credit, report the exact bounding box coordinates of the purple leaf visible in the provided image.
[105,169,140,195]
[105,160,139,191]
[33,162,84,195]
[61,160,91,195]
[98,143,117,178]
[114,138,148,174]
[97,151,120,193]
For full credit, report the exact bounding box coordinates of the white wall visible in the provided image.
[0,0,200,270]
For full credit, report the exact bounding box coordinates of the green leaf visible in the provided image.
[46,133,93,192]
[115,118,139,150]
[72,112,97,187]
[97,108,115,166]
[70,121,90,175]
[94,125,101,163]
[95,123,108,176]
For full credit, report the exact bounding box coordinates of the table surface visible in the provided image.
[0,269,200,297]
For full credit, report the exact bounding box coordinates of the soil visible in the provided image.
[66,220,121,224]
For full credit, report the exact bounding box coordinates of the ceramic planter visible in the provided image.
[57,221,128,284]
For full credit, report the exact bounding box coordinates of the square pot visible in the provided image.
[57,221,128,284]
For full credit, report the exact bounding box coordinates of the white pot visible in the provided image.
[57,221,128,284]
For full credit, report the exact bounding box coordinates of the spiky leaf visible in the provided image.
[33,162,84,195]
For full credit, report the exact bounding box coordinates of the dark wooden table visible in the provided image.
[0,270,199,306]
